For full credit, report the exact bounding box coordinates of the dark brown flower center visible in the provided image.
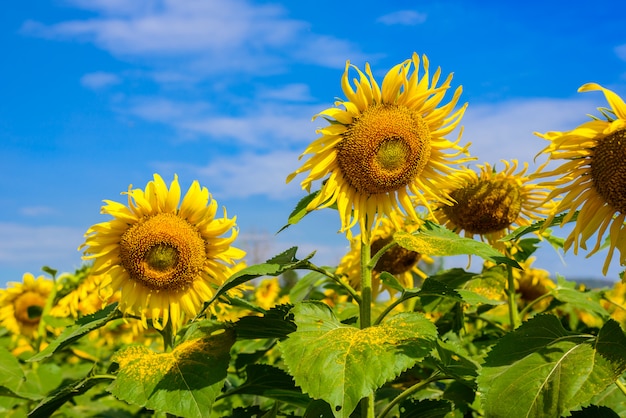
[14,292,46,325]
[371,236,421,275]
[119,213,207,291]
[442,179,522,234]
[336,104,431,195]
[591,129,626,213]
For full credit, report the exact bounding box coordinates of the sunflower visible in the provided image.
[534,83,626,275]
[514,257,555,309]
[50,272,117,319]
[336,213,432,298]
[80,174,246,332]
[287,53,471,242]
[0,273,54,339]
[436,160,552,249]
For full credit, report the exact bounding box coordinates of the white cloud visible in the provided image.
[126,97,323,148]
[193,151,304,200]
[377,10,427,26]
[24,0,367,73]
[461,97,603,168]
[0,223,85,273]
[80,71,121,89]
[19,206,57,217]
[256,84,314,102]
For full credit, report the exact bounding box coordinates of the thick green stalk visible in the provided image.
[506,264,520,329]
[360,240,373,329]
[359,237,375,417]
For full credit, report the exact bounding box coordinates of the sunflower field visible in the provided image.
[3,53,626,417]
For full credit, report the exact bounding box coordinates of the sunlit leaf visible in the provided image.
[478,315,626,417]
[277,191,320,233]
[109,329,235,418]
[279,302,438,418]
[394,223,520,268]
[501,211,578,242]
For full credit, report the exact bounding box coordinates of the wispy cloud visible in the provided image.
[154,150,304,200]
[126,97,323,148]
[0,223,85,273]
[23,0,368,75]
[19,206,57,217]
[462,97,602,167]
[80,71,121,89]
[377,10,427,26]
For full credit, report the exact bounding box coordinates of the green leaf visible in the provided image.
[220,364,311,408]
[569,405,621,417]
[279,302,438,418]
[432,339,479,382]
[28,374,114,418]
[380,271,405,293]
[28,303,122,362]
[477,315,626,417]
[399,398,453,418]
[203,247,316,310]
[551,277,609,319]
[277,191,320,233]
[590,378,626,416]
[394,223,520,269]
[109,329,235,418]
[501,211,578,242]
[289,270,329,303]
[0,346,27,396]
[233,304,296,339]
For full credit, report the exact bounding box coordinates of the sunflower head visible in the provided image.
[438,160,552,249]
[534,83,626,275]
[0,273,54,339]
[81,174,246,332]
[287,53,471,242]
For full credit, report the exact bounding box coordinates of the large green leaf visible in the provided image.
[394,222,520,269]
[477,315,626,417]
[0,346,28,398]
[109,329,235,418]
[279,302,438,418]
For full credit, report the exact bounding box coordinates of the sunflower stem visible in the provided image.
[360,238,373,329]
[378,372,446,418]
[506,264,520,329]
[158,319,175,351]
[359,236,375,417]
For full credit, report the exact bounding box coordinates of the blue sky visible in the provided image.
[2,0,626,285]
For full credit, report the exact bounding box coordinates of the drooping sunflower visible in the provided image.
[336,213,432,298]
[436,160,553,249]
[0,273,54,339]
[81,174,246,332]
[287,53,471,242]
[534,83,626,275]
